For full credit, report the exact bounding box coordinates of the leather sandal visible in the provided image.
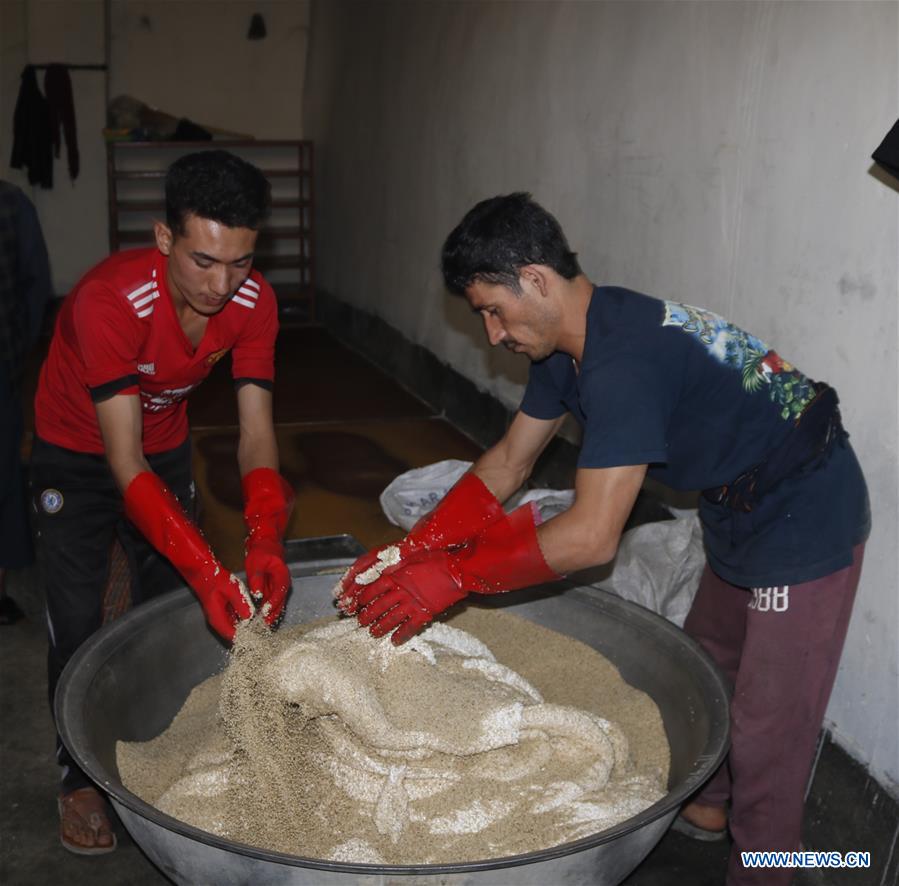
[670,801,728,842]
[58,787,117,855]
[671,814,728,842]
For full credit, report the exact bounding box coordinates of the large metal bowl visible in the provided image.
[56,536,728,885]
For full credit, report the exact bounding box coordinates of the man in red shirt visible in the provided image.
[32,150,294,855]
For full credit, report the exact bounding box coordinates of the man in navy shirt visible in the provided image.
[339,193,869,885]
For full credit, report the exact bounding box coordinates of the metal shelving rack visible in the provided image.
[106,139,315,323]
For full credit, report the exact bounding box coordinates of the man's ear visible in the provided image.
[519,265,550,298]
[154,221,174,256]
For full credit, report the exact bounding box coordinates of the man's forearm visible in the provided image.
[470,452,530,505]
[237,430,279,477]
[94,394,152,493]
[469,411,564,505]
[106,454,152,494]
[235,383,279,477]
[535,507,618,575]
[535,463,648,575]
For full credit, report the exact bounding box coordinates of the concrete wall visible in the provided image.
[305,0,899,789]
[109,1,309,141]
[1,0,310,295]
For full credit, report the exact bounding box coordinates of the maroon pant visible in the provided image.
[683,545,865,886]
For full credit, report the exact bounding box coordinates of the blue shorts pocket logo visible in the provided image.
[40,489,64,514]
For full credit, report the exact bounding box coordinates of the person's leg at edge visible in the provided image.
[679,564,750,833]
[725,544,865,886]
[0,363,30,623]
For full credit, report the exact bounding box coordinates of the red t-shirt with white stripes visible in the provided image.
[35,247,277,454]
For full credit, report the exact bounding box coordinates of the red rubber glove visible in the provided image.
[242,468,295,626]
[353,502,560,644]
[123,472,253,642]
[337,472,505,608]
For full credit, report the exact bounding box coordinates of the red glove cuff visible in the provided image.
[124,471,212,567]
[242,467,295,543]
[407,472,506,551]
[456,502,559,595]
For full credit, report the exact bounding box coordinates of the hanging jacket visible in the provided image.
[44,64,79,181]
[9,66,53,189]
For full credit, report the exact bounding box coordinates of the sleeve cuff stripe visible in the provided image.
[89,375,140,402]
[234,377,273,392]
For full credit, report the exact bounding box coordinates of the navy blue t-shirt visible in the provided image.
[520,287,870,587]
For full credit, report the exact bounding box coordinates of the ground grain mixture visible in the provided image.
[117,607,669,864]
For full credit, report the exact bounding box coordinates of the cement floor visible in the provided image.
[1,325,753,885]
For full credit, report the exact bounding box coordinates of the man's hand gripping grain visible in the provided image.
[337,472,506,612]
[349,502,560,645]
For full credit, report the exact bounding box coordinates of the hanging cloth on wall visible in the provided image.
[9,66,53,189]
[44,64,80,182]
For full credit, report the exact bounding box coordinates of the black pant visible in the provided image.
[30,437,195,793]
[0,361,32,570]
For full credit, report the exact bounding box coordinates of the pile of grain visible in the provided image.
[117,608,669,864]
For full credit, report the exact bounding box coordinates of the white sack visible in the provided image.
[378,462,703,626]
[593,510,704,627]
[379,460,472,530]
[379,460,576,530]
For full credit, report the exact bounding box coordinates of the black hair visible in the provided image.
[165,150,271,236]
[441,192,581,295]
